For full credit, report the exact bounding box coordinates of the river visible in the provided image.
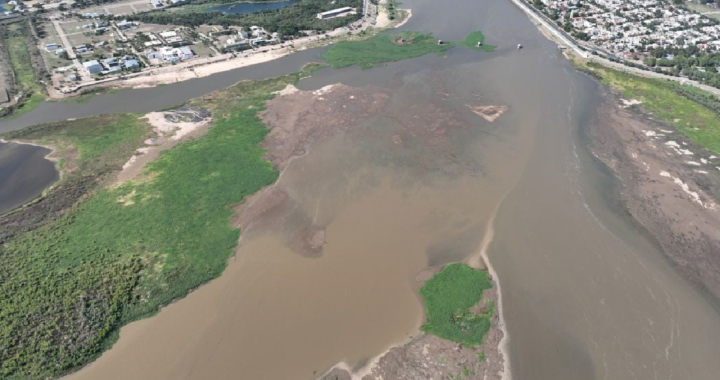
[5,0,720,378]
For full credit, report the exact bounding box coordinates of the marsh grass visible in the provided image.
[321,31,494,69]
[419,263,493,346]
[585,62,720,154]
[0,64,323,379]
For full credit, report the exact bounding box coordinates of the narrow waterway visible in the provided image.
[0,141,58,215]
[3,0,715,378]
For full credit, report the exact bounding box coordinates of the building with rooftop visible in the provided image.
[82,60,102,74]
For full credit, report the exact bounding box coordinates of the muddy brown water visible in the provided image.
[14,0,720,378]
[0,141,58,215]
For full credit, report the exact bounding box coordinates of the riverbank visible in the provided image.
[586,80,720,302]
[59,0,412,93]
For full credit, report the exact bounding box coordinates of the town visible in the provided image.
[526,0,720,85]
[1,0,368,101]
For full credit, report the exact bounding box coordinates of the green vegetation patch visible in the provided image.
[1,22,46,119]
[419,263,493,346]
[321,31,494,69]
[0,64,323,379]
[585,62,720,155]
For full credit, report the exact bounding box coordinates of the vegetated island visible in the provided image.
[322,30,494,69]
[322,263,505,380]
[0,30,494,380]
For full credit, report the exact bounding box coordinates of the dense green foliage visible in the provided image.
[321,31,493,69]
[419,263,493,346]
[125,0,362,36]
[0,65,323,379]
[0,22,46,119]
[586,62,720,154]
[458,31,494,52]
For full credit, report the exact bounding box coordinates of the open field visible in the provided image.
[583,62,720,154]
[685,2,720,21]
[1,22,46,118]
[0,63,323,380]
[420,263,494,346]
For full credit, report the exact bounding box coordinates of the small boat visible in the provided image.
[517,44,523,49]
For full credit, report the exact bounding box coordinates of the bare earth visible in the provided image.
[589,89,720,300]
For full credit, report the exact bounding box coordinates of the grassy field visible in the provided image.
[0,64,324,379]
[1,22,46,119]
[321,31,493,69]
[419,263,493,346]
[583,62,720,155]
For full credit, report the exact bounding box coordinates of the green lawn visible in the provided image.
[0,64,323,379]
[419,263,493,346]
[321,31,494,69]
[585,62,720,154]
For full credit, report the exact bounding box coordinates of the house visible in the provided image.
[103,58,118,67]
[123,59,140,69]
[101,66,122,74]
[316,7,353,19]
[177,46,193,59]
[116,20,138,30]
[238,28,249,39]
[45,43,61,51]
[82,60,102,74]
[54,48,65,55]
[67,74,79,81]
[150,0,162,8]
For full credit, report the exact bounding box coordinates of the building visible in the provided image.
[45,43,61,51]
[316,7,353,19]
[103,58,118,67]
[116,20,138,30]
[150,0,162,8]
[82,60,102,74]
[124,59,140,69]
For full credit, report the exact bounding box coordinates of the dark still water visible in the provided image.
[0,141,58,215]
[206,0,298,14]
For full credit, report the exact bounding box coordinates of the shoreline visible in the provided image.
[55,1,413,94]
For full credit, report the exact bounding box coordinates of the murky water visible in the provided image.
[0,141,58,215]
[11,0,719,378]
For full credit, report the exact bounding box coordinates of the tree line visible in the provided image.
[123,0,363,37]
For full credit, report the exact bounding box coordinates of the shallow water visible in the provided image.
[20,0,720,378]
[0,141,58,215]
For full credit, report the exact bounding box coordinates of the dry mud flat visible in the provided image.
[237,83,507,257]
[588,90,720,300]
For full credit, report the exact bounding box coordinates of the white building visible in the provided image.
[316,7,354,19]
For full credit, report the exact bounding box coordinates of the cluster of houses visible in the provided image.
[222,26,281,51]
[136,29,196,64]
[149,0,186,8]
[82,56,140,75]
[534,0,720,59]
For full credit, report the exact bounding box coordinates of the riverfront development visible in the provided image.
[3,0,720,379]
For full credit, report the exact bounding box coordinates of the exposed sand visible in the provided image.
[466,104,509,123]
[115,107,212,184]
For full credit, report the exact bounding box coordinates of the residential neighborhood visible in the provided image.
[531,0,720,59]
